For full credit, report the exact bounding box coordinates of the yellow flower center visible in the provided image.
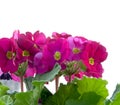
[89,57,94,65]
[6,51,13,60]
[72,48,80,54]
[22,50,30,56]
[54,51,61,61]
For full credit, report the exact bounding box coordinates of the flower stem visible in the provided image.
[20,76,24,92]
[55,76,59,92]
[68,75,72,83]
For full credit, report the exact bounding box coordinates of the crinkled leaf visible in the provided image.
[35,63,61,82]
[14,91,33,105]
[65,92,102,105]
[74,76,109,98]
[0,83,9,97]
[44,83,80,105]
[72,77,109,105]
[14,81,44,105]
[0,95,13,105]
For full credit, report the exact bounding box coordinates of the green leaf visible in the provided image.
[0,100,5,105]
[110,93,120,105]
[65,92,102,105]
[0,83,9,97]
[44,83,80,105]
[0,95,13,105]
[14,81,44,105]
[24,77,34,90]
[108,84,120,105]
[35,63,61,82]
[44,77,109,105]
[7,91,18,102]
[105,99,111,105]
[32,81,44,103]
[14,91,33,105]
[110,84,120,100]
[41,86,52,104]
[24,63,61,91]
[65,99,80,105]
[74,76,109,98]
[72,77,109,105]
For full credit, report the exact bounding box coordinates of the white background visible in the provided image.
[0,0,120,97]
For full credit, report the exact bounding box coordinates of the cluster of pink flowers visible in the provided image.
[0,30,108,81]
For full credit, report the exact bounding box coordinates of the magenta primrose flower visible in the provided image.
[10,30,46,80]
[34,38,70,74]
[24,31,46,50]
[34,52,49,74]
[67,36,88,61]
[82,41,108,78]
[13,30,46,65]
[0,30,108,83]
[0,38,18,73]
[17,32,39,56]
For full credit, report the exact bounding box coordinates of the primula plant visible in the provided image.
[0,30,120,105]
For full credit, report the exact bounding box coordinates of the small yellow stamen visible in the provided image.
[89,57,94,65]
[54,51,61,61]
[72,48,80,54]
[22,50,30,56]
[6,51,13,60]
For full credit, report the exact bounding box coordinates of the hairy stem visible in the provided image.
[55,76,59,92]
[68,75,72,83]
[20,76,24,92]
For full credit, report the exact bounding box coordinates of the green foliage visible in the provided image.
[110,93,120,105]
[13,63,61,105]
[106,84,120,105]
[44,77,109,105]
[0,83,9,97]
[14,91,33,105]
[34,63,61,82]
[24,77,33,90]
[44,83,80,105]
[73,77,108,105]
[0,83,14,105]
[1,65,120,105]
[65,92,102,105]
[75,77,109,98]
[110,84,120,100]
[14,81,44,105]
[40,87,52,104]
[0,95,13,105]
[24,63,61,90]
